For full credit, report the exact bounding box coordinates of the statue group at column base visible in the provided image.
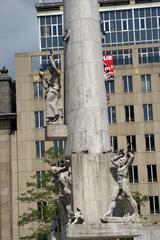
[52,159,85,226]
[101,149,140,224]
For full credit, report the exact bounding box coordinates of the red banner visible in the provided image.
[103,55,114,80]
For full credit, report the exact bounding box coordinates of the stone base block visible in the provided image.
[45,124,68,140]
[65,223,142,239]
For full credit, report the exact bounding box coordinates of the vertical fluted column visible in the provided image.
[64,0,110,156]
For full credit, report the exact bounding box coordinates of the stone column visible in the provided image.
[64,0,110,156]
[64,0,111,224]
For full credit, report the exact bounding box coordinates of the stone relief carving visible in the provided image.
[52,160,85,225]
[101,149,139,223]
[39,51,62,124]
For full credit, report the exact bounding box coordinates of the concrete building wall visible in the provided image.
[12,51,64,239]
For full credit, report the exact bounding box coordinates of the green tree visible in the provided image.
[132,191,149,219]
[18,147,64,240]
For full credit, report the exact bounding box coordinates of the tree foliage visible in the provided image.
[18,147,64,240]
[132,191,149,218]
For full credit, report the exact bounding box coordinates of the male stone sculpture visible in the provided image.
[39,51,61,124]
[101,149,138,223]
[52,160,84,225]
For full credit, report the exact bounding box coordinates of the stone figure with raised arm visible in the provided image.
[52,160,84,225]
[101,148,138,223]
[39,51,61,124]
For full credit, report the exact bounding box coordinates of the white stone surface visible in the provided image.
[64,0,110,155]
[71,153,111,223]
[65,223,143,239]
[45,124,68,140]
[135,225,160,240]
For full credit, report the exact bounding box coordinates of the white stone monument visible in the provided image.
[47,0,143,239]
[63,0,142,239]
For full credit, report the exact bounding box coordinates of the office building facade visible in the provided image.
[1,1,159,239]
[35,0,160,235]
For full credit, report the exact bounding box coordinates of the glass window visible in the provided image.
[34,82,43,99]
[141,74,151,91]
[108,106,116,123]
[36,171,46,188]
[58,25,63,35]
[147,165,157,182]
[158,17,160,28]
[105,80,115,94]
[151,8,157,17]
[41,38,46,49]
[143,104,153,121]
[146,18,151,29]
[129,165,139,183]
[36,141,45,158]
[37,202,47,219]
[40,16,45,25]
[116,11,121,19]
[122,20,128,31]
[123,75,133,93]
[53,37,58,47]
[53,25,57,35]
[54,140,65,150]
[135,19,139,30]
[40,26,51,37]
[110,136,118,151]
[149,196,160,213]
[126,135,136,152]
[140,18,146,29]
[47,37,52,48]
[35,111,44,128]
[152,18,157,28]
[110,11,115,20]
[125,105,135,122]
[105,21,110,32]
[145,134,155,151]
[46,16,51,25]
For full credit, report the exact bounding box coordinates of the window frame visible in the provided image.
[36,141,45,158]
[141,74,151,91]
[145,134,155,152]
[149,196,160,214]
[147,165,157,182]
[129,165,139,183]
[125,105,135,122]
[110,136,118,151]
[108,106,116,123]
[123,75,133,93]
[126,135,137,152]
[143,104,153,121]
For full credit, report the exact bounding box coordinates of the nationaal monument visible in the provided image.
[40,0,143,239]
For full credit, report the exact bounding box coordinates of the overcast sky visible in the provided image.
[0,0,39,78]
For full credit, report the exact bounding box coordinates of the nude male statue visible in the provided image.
[102,149,138,221]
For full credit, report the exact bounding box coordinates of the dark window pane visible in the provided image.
[41,38,46,48]
[58,25,63,35]
[149,197,154,213]
[116,11,121,19]
[52,16,57,24]
[58,15,62,24]
[40,17,45,25]
[46,16,51,24]
[53,26,57,35]
[146,18,151,29]
[152,18,157,28]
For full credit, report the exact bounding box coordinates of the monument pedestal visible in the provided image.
[45,124,68,141]
[65,223,142,239]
